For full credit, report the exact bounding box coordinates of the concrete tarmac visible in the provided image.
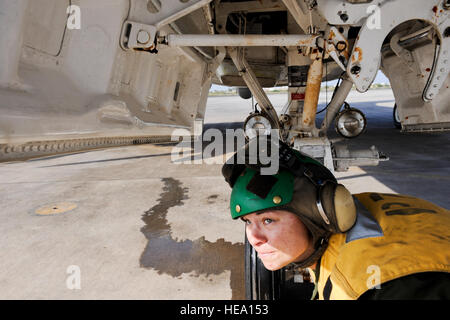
[0,89,449,299]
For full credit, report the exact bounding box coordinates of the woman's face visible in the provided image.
[243,209,312,271]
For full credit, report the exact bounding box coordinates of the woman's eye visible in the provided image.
[263,218,273,225]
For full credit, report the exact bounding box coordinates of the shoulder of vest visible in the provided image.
[322,192,450,299]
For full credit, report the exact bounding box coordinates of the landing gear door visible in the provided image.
[24,0,70,56]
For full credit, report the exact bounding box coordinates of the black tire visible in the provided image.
[393,104,401,129]
[238,87,252,100]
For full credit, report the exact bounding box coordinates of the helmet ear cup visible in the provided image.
[319,182,356,233]
[333,184,356,232]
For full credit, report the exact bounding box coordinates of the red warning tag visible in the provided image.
[291,93,305,100]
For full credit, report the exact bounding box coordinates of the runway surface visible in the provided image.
[0,89,448,299]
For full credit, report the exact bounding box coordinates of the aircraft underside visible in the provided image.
[0,0,449,171]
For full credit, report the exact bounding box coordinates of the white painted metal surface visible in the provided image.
[0,0,449,158]
[0,0,29,88]
[167,34,318,47]
[342,0,448,95]
[128,0,212,29]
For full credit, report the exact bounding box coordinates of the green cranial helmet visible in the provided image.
[222,137,354,268]
[230,167,295,219]
[223,137,333,220]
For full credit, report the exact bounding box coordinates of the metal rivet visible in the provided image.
[350,65,361,74]
[235,205,241,213]
[137,30,150,44]
[339,13,349,22]
[273,196,282,204]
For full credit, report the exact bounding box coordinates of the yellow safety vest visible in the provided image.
[307,192,450,300]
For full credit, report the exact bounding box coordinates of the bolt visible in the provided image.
[445,27,450,37]
[340,13,349,22]
[444,0,450,9]
[350,65,361,74]
[137,30,150,44]
[336,41,347,52]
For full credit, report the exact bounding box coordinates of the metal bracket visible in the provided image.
[344,0,449,94]
[326,26,349,71]
[120,21,157,51]
[121,0,213,51]
[292,137,388,173]
[293,137,335,173]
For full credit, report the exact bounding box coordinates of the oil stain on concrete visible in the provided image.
[140,177,244,299]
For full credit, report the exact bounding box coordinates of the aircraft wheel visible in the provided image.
[238,87,252,100]
[393,104,401,129]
